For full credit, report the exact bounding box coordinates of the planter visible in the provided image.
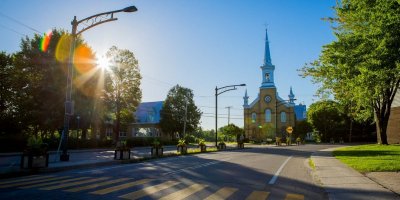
[177,146,188,154]
[151,147,163,157]
[218,143,226,150]
[237,143,244,149]
[21,153,49,169]
[199,145,207,152]
[114,149,131,160]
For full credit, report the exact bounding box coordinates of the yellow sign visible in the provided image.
[286,126,293,134]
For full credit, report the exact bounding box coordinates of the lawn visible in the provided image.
[333,144,400,172]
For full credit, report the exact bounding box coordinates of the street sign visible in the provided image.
[286,126,293,134]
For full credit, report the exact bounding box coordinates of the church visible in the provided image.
[243,29,305,141]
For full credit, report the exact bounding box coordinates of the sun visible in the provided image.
[97,55,111,72]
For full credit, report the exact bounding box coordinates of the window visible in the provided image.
[251,113,257,123]
[265,109,271,122]
[281,112,287,123]
[119,131,127,137]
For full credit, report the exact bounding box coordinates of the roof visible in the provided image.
[135,101,163,124]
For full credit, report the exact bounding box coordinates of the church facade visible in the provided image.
[243,30,302,141]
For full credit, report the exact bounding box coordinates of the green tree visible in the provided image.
[300,0,400,144]
[307,100,346,142]
[219,124,244,142]
[293,120,313,140]
[102,46,142,141]
[160,85,202,138]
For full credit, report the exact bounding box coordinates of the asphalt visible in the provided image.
[311,147,400,200]
[1,144,399,199]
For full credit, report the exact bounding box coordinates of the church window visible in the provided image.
[251,112,256,123]
[281,112,287,123]
[265,109,271,122]
[265,73,270,81]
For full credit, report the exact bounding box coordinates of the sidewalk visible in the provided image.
[311,147,400,200]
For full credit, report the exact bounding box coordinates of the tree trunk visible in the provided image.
[374,109,389,145]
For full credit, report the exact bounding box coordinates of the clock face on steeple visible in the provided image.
[264,95,271,103]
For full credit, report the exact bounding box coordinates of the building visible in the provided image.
[129,101,164,138]
[387,89,400,144]
[243,29,305,141]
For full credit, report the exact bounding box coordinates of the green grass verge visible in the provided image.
[333,144,400,172]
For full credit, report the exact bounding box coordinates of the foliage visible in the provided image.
[307,100,346,142]
[177,139,186,147]
[103,46,142,141]
[300,0,400,144]
[218,124,244,142]
[198,138,206,146]
[115,140,130,151]
[160,85,202,138]
[25,136,48,155]
[333,144,400,172]
[152,138,162,148]
[293,120,312,139]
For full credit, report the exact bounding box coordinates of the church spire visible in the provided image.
[260,29,275,88]
[264,28,272,66]
[288,86,295,104]
[243,89,249,107]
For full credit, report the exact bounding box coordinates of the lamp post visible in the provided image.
[215,84,246,147]
[60,6,138,161]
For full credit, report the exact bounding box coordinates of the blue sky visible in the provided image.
[0,0,336,130]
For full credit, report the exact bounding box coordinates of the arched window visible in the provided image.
[281,112,287,123]
[251,112,257,123]
[265,109,271,122]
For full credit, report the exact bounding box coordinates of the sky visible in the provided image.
[0,0,337,130]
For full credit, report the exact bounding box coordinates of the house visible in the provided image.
[387,90,400,144]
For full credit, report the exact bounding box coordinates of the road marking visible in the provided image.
[159,183,208,200]
[285,193,304,200]
[90,179,152,195]
[119,180,179,200]
[20,177,88,189]
[204,187,238,200]
[162,161,221,176]
[268,156,292,185]
[40,177,110,190]
[245,191,270,200]
[65,178,131,192]
[0,175,48,185]
[0,176,59,188]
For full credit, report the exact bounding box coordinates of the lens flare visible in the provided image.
[55,34,72,63]
[74,44,95,74]
[40,30,52,52]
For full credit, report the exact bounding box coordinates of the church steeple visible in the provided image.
[243,89,249,107]
[288,86,295,105]
[260,29,275,88]
[264,28,272,66]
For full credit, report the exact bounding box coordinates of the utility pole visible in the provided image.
[225,106,232,125]
[183,99,188,138]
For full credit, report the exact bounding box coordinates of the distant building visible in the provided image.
[129,101,164,138]
[387,90,400,144]
[243,29,306,140]
[294,103,307,121]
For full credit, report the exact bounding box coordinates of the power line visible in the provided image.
[0,23,27,37]
[0,12,42,34]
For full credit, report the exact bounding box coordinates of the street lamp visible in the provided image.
[60,6,138,161]
[215,84,246,147]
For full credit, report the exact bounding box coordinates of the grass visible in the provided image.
[333,144,400,172]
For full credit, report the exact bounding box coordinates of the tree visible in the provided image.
[293,120,312,140]
[102,46,142,142]
[300,0,400,144]
[160,85,202,138]
[307,100,346,142]
[219,124,244,142]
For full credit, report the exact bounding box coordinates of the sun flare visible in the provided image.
[97,55,111,72]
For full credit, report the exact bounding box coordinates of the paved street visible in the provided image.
[0,145,337,200]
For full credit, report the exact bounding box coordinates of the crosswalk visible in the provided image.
[0,175,305,200]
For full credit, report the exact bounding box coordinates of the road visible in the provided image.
[0,144,336,200]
